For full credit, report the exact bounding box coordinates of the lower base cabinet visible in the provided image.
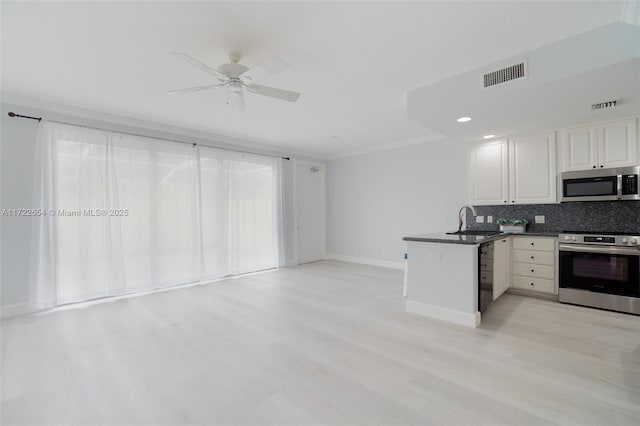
[493,237,511,300]
[511,236,557,295]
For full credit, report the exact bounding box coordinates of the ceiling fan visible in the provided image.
[169,51,301,110]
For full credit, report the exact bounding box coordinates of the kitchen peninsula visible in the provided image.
[403,231,559,327]
[402,232,504,327]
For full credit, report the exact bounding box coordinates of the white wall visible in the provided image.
[0,105,38,308]
[0,101,319,312]
[326,140,468,267]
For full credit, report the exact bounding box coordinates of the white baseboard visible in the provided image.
[325,253,404,270]
[405,300,481,328]
[0,303,32,319]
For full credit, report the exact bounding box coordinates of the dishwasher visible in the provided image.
[478,241,494,313]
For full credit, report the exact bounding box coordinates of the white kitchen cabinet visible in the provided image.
[598,119,637,168]
[508,131,557,204]
[511,236,557,295]
[468,140,509,205]
[469,132,556,205]
[493,237,511,300]
[560,118,638,171]
[561,124,598,171]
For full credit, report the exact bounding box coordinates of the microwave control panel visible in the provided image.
[622,174,638,195]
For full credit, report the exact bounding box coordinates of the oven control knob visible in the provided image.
[632,238,639,245]
[564,235,570,241]
[571,236,577,241]
[622,238,628,244]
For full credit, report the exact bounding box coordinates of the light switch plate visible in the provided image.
[487,216,493,223]
[475,216,484,223]
[535,215,545,224]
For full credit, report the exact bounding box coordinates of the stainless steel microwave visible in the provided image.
[561,166,640,202]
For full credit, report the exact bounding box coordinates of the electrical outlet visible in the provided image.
[535,215,545,224]
[487,216,493,223]
[475,216,484,223]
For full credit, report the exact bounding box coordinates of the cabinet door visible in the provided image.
[598,119,638,168]
[509,131,557,204]
[493,237,511,300]
[561,125,597,171]
[468,141,509,205]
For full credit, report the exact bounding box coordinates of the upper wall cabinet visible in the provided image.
[560,118,637,172]
[509,131,557,204]
[468,140,509,205]
[469,131,556,205]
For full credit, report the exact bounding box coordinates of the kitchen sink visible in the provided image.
[446,230,502,236]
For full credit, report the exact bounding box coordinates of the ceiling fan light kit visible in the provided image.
[170,52,301,110]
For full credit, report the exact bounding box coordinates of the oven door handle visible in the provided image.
[559,244,640,256]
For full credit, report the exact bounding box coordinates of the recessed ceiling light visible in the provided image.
[457,117,472,123]
[330,135,338,139]
[483,134,495,139]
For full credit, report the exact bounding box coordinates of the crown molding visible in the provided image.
[1,92,326,161]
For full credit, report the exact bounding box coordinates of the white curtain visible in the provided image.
[30,122,283,309]
[199,146,282,278]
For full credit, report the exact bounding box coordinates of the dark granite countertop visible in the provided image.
[403,231,559,245]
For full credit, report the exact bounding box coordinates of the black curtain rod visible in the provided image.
[8,112,42,121]
[7,111,290,160]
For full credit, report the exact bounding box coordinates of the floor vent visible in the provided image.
[483,61,527,88]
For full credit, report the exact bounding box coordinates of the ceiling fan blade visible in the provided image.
[240,55,288,81]
[246,84,300,102]
[167,83,226,95]
[171,52,229,82]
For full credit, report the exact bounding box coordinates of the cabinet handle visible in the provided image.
[530,256,534,259]
[530,282,534,286]
[504,200,507,203]
[600,165,604,168]
[512,200,515,203]
[531,243,534,246]
[531,269,535,273]
[592,165,596,169]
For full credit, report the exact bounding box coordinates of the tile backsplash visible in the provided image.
[467,202,640,234]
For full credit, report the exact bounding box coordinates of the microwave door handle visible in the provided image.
[559,244,640,256]
[617,175,623,199]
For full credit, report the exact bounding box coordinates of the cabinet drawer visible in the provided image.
[513,237,555,252]
[512,275,555,294]
[513,250,554,265]
[513,262,555,279]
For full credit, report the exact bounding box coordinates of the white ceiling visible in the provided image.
[408,22,640,142]
[0,1,628,158]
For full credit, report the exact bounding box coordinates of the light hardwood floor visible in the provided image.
[1,260,639,425]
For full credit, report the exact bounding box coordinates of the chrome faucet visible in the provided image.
[458,205,478,232]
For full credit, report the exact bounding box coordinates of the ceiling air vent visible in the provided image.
[591,100,617,110]
[483,61,527,88]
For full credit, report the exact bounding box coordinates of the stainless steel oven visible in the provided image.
[559,232,640,315]
[561,166,639,202]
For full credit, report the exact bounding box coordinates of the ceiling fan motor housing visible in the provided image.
[218,63,250,79]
